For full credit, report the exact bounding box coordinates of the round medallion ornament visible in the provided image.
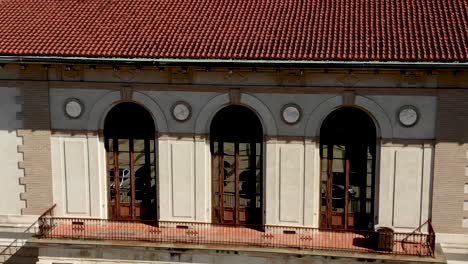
[172,101,191,122]
[398,105,419,127]
[64,98,83,119]
[281,104,302,125]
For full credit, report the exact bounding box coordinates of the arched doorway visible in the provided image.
[104,102,157,220]
[320,107,376,230]
[210,105,263,226]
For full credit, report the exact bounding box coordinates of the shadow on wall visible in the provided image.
[2,242,38,264]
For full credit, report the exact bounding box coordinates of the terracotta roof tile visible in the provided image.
[0,0,466,62]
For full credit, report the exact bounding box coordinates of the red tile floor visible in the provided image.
[40,220,431,257]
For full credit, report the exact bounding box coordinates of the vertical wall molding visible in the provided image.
[16,83,54,215]
[14,87,26,211]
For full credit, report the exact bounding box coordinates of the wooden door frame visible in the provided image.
[106,137,157,220]
[319,142,376,230]
[211,140,263,226]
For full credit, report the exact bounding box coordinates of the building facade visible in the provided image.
[0,64,465,263]
[0,0,467,263]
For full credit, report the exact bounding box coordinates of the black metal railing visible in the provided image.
[428,220,436,256]
[35,215,435,257]
[400,219,435,257]
[36,204,56,237]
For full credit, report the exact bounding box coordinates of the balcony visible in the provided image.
[35,207,436,260]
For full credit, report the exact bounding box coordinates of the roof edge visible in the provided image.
[0,56,467,70]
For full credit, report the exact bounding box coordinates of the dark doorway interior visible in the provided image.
[104,102,157,220]
[210,105,263,226]
[320,107,376,230]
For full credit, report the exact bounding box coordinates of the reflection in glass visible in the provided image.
[224,142,235,156]
[118,152,130,168]
[134,152,146,165]
[104,103,157,220]
[212,155,219,209]
[149,140,155,152]
[118,139,130,152]
[134,140,145,152]
[223,155,235,182]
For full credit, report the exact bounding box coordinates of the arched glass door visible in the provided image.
[210,105,263,226]
[104,103,157,220]
[320,107,376,230]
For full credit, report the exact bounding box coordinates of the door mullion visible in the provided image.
[345,153,350,229]
[144,139,152,219]
[235,142,240,226]
[251,142,256,223]
[114,142,120,219]
[219,142,224,224]
[105,139,112,219]
[130,140,136,219]
[326,144,333,229]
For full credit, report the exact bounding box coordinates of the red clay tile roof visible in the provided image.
[0,0,466,62]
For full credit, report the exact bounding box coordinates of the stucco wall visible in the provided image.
[378,142,433,231]
[51,134,104,217]
[0,87,24,215]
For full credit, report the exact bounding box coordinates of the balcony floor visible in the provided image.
[40,221,430,257]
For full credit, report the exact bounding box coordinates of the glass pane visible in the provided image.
[149,140,155,152]
[118,139,130,152]
[333,145,345,159]
[134,164,151,203]
[349,198,360,213]
[212,141,219,155]
[224,181,235,192]
[119,168,131,204]
[321,182,327,211]
[322,171,328,182]
[255,153,261,168]
[223,155,235,182]
[134,139,145,153]
[150,164,156,186]
[366,186,372,199]
[238,143,248,155]
[367,172,372,185]
[147,162,157,217]
[107,152,116,201]
[238,158,249,170]
[256,194,261,208]
[212,155,220,208]
[367,159,373,173]
[223,180,235,209]
[134,152,146,166]
[321,159,328,173]
[331,145,346,213]
[107,152,114,170]
[107,138,114,152]
[118,152,131,168]
[332,159,345,173]
[223,142,235,156]
[239,180,255,209]
[321,144,327,158]
[239,197,250,208]
[367,146,373,159]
